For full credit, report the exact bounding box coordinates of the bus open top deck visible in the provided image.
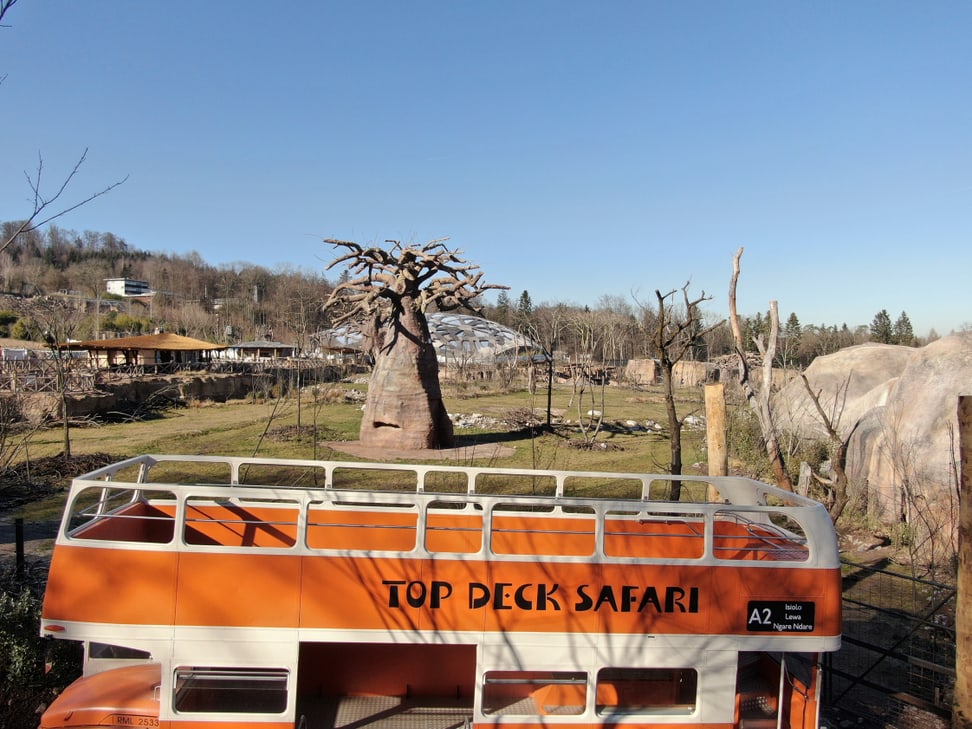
[39,455,841,729]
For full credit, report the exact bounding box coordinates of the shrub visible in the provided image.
[726,408,771,479]
[0,578,82,729]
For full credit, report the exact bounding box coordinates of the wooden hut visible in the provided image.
[64,333,226,371]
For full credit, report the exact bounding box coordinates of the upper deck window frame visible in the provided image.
[58,456,836,569]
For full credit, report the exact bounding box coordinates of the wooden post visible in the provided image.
[15,517,25,580]
[955,395,972,729]
[705,383,728,502]
[546,353,554,429]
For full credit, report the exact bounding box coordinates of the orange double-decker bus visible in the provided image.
[39,455,841,729]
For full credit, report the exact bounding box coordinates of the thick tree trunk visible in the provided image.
[661,361,683,501]
[728,249,793,491]
[359,304,454,450]
[705,382,728,502]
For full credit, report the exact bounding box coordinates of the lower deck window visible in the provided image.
[89,642,151,660]
[174,667,288,714]
[596,667,697,715]
[482,671,586,716]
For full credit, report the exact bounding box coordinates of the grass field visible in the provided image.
[23,379,713,472]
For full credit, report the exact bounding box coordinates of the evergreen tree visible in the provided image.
[780,312,802,367]
[893,311,915,346]
[517,290,533,317]
[784,312,801,337]
[741,313,765,353]
[493,290,512,326]
[515,290,534,331]
[869,309,893,343]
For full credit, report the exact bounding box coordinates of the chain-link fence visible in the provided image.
[825,559,954,728]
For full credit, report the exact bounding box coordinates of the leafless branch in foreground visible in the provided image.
[0,0,19,27]
[1,148,129,255]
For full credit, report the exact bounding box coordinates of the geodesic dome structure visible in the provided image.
[316,313,547,365]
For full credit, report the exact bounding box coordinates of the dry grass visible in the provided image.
[3,381,710,521]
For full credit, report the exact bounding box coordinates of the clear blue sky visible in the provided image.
[2,1,970,337]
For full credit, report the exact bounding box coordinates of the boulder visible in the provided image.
[773,334,972,523]
[773,343,914,442]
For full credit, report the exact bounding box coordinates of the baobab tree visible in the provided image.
[324,238,506,450]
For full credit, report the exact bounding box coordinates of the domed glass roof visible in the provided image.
[317,313,547,364]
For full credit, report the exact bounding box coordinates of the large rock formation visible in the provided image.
[773,334,972,526]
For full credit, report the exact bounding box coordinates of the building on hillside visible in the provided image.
[105,278,153,297]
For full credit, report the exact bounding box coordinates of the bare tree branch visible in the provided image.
[1,148,129,255]
[3,3,127,253]
[635,282,719,499]
[729,247,794,491]
[323,237,507,326]
[0,0,19,27]
[800,372,857,521]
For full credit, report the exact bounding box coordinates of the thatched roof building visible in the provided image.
[63,333,226,368]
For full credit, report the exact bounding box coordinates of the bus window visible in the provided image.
[490,506,596,557]
[604,512,705,559]
[426,501,483,553]
[595,667,697,715]
[89,642,151,660]
[482,670,587,716]
[174,667,288,714]
[306,501,418,551]
[69,486,176,544]
[183,497,299,548]
[714,509,809,561]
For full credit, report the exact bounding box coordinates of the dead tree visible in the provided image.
[642,283,720,500]
[14,295,87,458]
[324,238,506,450]
[800,373,857,521]
[728,248,794,491]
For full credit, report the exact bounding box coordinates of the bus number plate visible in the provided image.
[111,716,159,727]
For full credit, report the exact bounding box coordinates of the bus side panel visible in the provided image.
[299,557,840,638]
[300,556,435,632]
[42,546,178,625]
[43,547,840,640]
[174,552,301,627]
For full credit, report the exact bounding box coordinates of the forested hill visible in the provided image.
[0,221,330,303]
[0,220,924,364]
[0,221,334,346]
